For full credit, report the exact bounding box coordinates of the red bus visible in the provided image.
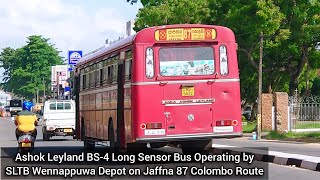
[74,24,242,154]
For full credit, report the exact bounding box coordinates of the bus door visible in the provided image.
[157,46,215,135]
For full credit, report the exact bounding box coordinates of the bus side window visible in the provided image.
[113,64,118,83]
[108,65,113,83]
[82,74,85,90]
[92,67,95,88]
[89,72,92,88]
[104,66,108,84]
[80,74,83,90]
[125,59,132,80]
[100,68,103,85]
[86,72,90,89]
[98,61,103,86]
[95,69,99,87]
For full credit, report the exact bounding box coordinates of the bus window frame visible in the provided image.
[103,60,108,85]
[125,49,132,81]
[158,46,216,77]
[99,61,104,86]
[85,66,90,89]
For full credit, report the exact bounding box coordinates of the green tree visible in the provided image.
[133,0,320,103]
[0,35,63,99]
[134,0,210,32]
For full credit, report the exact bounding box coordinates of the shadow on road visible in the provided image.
[10,139,76,142]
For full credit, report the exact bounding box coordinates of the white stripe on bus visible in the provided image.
[79,78,240,95]
[164,102,213,106]
[131,78,240,86]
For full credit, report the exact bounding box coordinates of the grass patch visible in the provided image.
[295,122,320,129]
[266,130,320,143]
[242,121,256,133]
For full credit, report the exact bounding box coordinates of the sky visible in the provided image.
[0,0,143,82]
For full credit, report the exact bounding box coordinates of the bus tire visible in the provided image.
[83,123,95,151]
[108,120,116,151]
[181,140,211,155]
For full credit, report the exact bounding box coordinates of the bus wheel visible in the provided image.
[108,120,116,151]
[180,140,211,155]
[83,124,95,151]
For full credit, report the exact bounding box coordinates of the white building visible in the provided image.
[126,19,136,37]
[0,90,12,107]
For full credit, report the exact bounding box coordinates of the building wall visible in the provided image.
[0,90,12,106]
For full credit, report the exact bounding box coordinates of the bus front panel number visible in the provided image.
[183,29,192,40]
[182,87,194,96]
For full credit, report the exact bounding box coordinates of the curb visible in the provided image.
[210,147,320,172]
[242,134,320,144]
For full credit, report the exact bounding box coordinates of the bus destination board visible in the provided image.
[155,28,217,41]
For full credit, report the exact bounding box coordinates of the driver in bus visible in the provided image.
[14,106,38,140]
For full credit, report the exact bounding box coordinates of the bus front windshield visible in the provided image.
[159,47,215,76]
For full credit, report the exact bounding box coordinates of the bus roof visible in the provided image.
[76,34,136,67]
[76,24,235,68]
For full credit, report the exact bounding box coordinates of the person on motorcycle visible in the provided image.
[14,105,38,141]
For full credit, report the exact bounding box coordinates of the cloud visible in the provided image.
[0,0,130,57]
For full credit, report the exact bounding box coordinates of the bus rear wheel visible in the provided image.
[180,140,211,155]
[83,123,95,151]
[108,121,116,152]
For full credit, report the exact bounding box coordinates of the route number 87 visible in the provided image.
[176,166,188,176]
[184,29,191,40]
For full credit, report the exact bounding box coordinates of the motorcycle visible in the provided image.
[17,132,36,153]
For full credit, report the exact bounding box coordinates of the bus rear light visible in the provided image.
[146,123,162,129]
[140,123,146,129]
[216,120,232,126]
[232,120,238,126]
[146,47,154,79]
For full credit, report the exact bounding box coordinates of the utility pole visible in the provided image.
[257,32,263,140]
[57,72,60,100]
[36,88,39,103]
[43,77,45,101]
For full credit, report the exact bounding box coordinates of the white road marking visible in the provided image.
[211,143,320,163]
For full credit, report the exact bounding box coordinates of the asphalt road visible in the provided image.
[0,117,319,180]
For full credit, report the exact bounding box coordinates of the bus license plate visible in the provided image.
[145,129,165,135]
[213,126,234,133]
[21,143,31,147]
[64,129,72,133]
[182,87,194,96]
